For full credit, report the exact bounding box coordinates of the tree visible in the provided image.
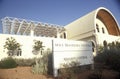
[32,40,44,55]
[4,37,21,56]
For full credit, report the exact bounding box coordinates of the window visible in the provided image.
[63,32,66,39]
[103,40,107,47]
[17,50,22,56]
[92,42,95,52]
[55,35,57,38]
[102,27,105,33]
[96,24,99,32]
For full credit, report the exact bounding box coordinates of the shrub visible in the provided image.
[0,57,17,69]
[58,61,81,79]
[95,45,120,72]
[15,58,36,66]
[88,69,103,79]
[32,59,45,74]
[32,52,48,75]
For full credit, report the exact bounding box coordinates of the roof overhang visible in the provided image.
[95,7,120,36]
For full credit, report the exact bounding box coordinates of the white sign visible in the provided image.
[52,39,93,77]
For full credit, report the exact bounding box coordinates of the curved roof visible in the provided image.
[65,7,120,39]
[95,7,120,36]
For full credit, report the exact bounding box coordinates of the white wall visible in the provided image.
[95,33,120,46]
[0,34,53,60]
[95,18,109,34]
[65,10,96,40]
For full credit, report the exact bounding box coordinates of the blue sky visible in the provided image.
[0,0,120,33]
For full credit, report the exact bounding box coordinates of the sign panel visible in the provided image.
[52,39,93,77]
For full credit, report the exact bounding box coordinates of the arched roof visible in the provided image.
[95,7,120,36]
[65,7,120,40]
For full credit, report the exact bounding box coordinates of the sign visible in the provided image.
[52,39,93,77]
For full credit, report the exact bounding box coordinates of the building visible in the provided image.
[65,7,120,55]
[2,17,66,38]
[1,7,120,56]
[0,17,66,60]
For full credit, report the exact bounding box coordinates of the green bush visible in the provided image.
[95,46,120,72]
[15,58,36,66]
[0,57,17,69]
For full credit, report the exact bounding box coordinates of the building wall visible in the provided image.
[65,7,120,43]
[95,33,120,46]
[95,18,109,34]
[0,34,53,60]
[0,34,93,60]
[65,10,95,40]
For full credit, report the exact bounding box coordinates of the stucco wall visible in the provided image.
[65,10,95,39]
[95,33,120,46]
[0,34,53,60]
[95,18,109,34]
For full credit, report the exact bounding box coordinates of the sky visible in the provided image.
[0,0,120,33]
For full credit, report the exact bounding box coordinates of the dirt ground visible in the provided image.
[0,67,53,79]
[0,67,119,79]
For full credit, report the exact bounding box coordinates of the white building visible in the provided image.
[1,7,120,56]
[65,7,120,55]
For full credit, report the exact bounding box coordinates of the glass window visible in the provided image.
[96,24,99,32]
[63,32,66,39]
[92,42,95,52]
[102,27,105,33]
[103,40,107,47]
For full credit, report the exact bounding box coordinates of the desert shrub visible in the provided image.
[95,43,120,72]
[88,69,120,79]
[32,40,48,74]
[58,61,81,79]
[106,52,120,72]
[0,57,17,69]
[32,59,45,74]
[32,52,49,75]
[88,69,103,79]
[15,58,36,66]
